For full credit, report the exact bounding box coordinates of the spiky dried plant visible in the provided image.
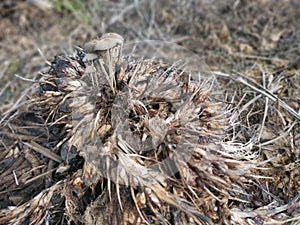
[0,33,259,225]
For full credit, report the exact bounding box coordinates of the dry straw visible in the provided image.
[0,33,299,225]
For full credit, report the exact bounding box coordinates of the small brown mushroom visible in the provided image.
[83,38,122,61]
[93,37,123,51]
[83,40,100,61]
[84,53,98,61]
[82,33,124,94]
[83,39,99,53]
[100,33,124,43]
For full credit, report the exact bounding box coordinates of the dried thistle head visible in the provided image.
[66,35,244,224]
[0,33,257,225]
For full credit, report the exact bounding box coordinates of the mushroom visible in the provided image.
[83,33,124,94]
[83,35,124,61]
[94,38,121,93]
[83,39,99,61]
[83,39,99,53]
[93,37,123,51]
[100,33,124,43]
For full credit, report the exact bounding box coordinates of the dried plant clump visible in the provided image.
[0,32,298,225]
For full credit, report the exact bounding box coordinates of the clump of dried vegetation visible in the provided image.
[0,0,299,224]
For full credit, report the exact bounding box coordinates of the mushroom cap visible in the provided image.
[84,53,98,61]
[93,37,122,51]
[83,39,99,53]
[100,33,124,42]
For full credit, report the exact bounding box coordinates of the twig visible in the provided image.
[258,67,269,141]
[13,170,19,186]
[23,141,61,163]
[213,71,300,120]
[15,74,36,82]
[24,168,57,185]
[260,120,297,146]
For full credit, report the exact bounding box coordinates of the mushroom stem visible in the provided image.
[98,56,116,94]
[98,44,122,94]
[107,50,117,93]
[83,33,124,94]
